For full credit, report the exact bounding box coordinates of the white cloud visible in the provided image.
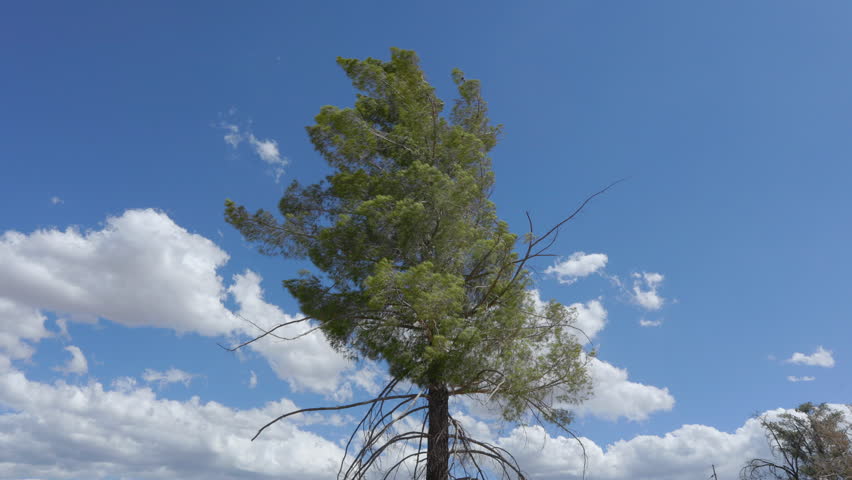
[0,297,50,360]
[0,361,344,480]
[55,318,71,340]
[527,290,607,344]
[221,122,288,182]
[0,209,677,476]
[0,356,818,480]
[54,345,88,375]
[0,209,239,337]
[249,370,258,389]
[451,410,494,442]
[572,357,675,422]
[630,272,665,311]
[142,368,195,388]
[505,405,852,480]
[545,252,608,284]
[639,319,662,327]
[249,137,281,164]
[0,210,359,396]
[524,291,670,422]
[347,362,384,396]
[111,376,138,392]
[459,356,673,424]
[787,375,815,382]
[496,415,773,480]
[571,299,608,343]
[50,196,63,205]
[222,123,242,147]
[786,346,835,368]
[228,271,352,395]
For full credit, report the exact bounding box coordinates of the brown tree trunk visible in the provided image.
[426,385,450,480]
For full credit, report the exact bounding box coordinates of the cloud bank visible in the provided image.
[0,209,685,479]
[0,354,788,480]
[0,209,356,395]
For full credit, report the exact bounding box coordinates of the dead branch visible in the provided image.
[218,315,314,352]
[251,393,417,441]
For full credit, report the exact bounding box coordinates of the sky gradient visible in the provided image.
[1,2,850,479]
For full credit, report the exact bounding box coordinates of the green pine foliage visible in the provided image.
[225,47,590,429]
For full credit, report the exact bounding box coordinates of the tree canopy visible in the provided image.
[225,48,594,480]
[742,402,852,480]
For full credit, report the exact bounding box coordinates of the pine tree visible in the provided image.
[225,48,598,480]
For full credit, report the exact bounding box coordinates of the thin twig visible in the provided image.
[218,315,314,352]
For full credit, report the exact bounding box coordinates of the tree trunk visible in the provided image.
[426,385,450,480]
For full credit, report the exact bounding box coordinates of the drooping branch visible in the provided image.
[524,398,588,480]
[352,432,428,480]
[448,412,527,480]
[339,377,405,478]
[338,406,534,480]
[251,393,417,441]
[382,451,429,480]
[345,404,429,479]
[448,416,488,480]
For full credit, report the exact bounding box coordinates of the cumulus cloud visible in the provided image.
[55,318,71,340]
[630,272,665,311]
[527,290,607,344]
[0,356,812,480]
[787,375,815,382]
[786,346,835,368]
[54,345,88,375]
[228,271,352,395]
[50,196,63,205]
[524,291,670,421]
[460,354,676,424]
[572,299,608,343]
[0,209,358,395]
[111,376,138,392]
[572,357,675,422]
[0,298,50,360]
[0,209,239,337]
[249,370,258,389]
[497,415,773,480]
[347,362,384,396]
[0,362,343,480]
[221,122,288,182]
[545,252,608,285]
[142,368,196,388]
[451,410,494,442]
[0,209,679,477]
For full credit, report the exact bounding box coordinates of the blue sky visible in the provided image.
[1,2,850,479]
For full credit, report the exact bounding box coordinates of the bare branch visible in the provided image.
[218,315,314,352]
[528,178,626,252]
[338,376,403,478]
[252,393,417,441]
